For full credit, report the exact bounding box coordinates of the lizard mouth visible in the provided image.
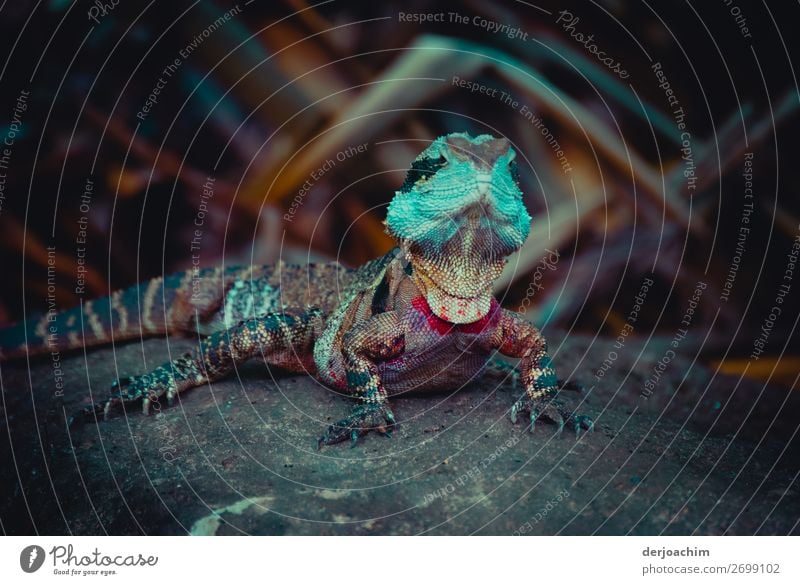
[402,215,513,324]
[414,266,493,324]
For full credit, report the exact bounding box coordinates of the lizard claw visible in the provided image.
[317,402,396,449]
[510,395,593,437]
[69,372,179,427]
[572,414,594,438]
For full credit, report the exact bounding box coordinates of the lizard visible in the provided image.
[0,132,593,447]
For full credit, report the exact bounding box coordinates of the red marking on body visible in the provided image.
[328,369,348,389]
[458,298,500,334]
[413,296,454,335]
[412,296,499,335]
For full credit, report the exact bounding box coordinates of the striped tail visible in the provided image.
[0,267,224,362]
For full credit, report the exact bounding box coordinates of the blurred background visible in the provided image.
[0,0,798,387]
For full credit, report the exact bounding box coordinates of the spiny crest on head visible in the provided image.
[398,133,514,194]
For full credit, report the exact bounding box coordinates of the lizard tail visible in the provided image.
[0,268,213,362]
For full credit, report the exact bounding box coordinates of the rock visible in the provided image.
[1,334,797,534]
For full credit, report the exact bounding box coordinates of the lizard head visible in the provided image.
[386,132,531,324]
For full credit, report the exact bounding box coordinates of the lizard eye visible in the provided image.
[399,154,447,193]
[509,159,520,186]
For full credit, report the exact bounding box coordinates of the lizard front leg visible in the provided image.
[493,310,593,436]
[318,311,405,448]
[72,308,322,424]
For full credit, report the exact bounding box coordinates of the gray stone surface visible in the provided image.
[1,334,798,535]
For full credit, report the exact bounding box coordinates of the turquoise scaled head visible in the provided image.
[386,133,533,323]
[387,133,531,249]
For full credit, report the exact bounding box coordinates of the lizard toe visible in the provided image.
[511,394,593,438]
[318,402,396,448]
[78,373,177,423]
